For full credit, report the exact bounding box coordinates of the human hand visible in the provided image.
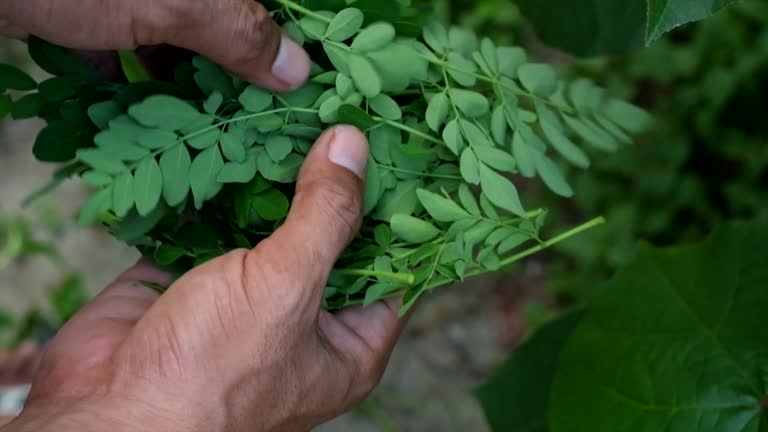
[0,0,310,91]
[3,126,407,432]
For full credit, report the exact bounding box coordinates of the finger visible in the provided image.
[332,298,409,359]
[264,125,369,296]
[50,259,171,344]
[136,0,310,91]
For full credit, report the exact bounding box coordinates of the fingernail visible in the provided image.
[272,35,311,90]
[328,125,369,179]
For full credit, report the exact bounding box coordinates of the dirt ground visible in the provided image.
[0,73,542,432]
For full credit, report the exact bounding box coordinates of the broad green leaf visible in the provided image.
[646,0,738,42]
[449,27,478,57]
[77,148,126,174]
[158,144,191,206]
[416,189,471,222]
[476,313,582,432]
[252,189,290,221]
[112,172,135,217]
[78,187,112,226]
[238,86,273,113]
[265,135,293,163]
[368,126,396,165]
[129,95,205,131]
[348,54,382,98]
[88,101,122,130]
[325,8,364,42]
[474,147,516,173]
[518,64,557,97]
[351,22,396,52]
[0,63,37,90]
[534,153,573,198]
[426,92,450,133]
[94,131,150,161]
[550,221,768,432]
[479,164,525,216]
[390,215,440,243]
[217,157,258,184]
[460,148,480,185]
[374,224,392,248]
[190,145,224,209]
[369,94,401,120]
[449,89,489,118]
[134,158,163,216]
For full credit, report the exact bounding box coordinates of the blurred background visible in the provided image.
[1,0,767,430]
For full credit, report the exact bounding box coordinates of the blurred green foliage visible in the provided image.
[548,1,768,299]
[0,208,87,347]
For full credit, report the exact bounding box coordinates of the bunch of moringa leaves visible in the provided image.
[0,0,650,313]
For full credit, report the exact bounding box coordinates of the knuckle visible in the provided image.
[130,0,197,45]
[227,2,275,66]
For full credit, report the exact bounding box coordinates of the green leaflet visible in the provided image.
[325,8,364,41]
[159,144,191,206]
[134,158,163,216]
[390,215,440,243]
[190,145,224,209]
[112,172,135,217]
[129,95,206,131]
[416,189,471,222]
[351,22,396,51]
[0,63,37,91]
[368,94,401,120]
[348,54,382,98]
[479,164,525,217]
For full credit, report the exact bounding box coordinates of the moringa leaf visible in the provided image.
[325,8,364,42]
[390,215,440,243]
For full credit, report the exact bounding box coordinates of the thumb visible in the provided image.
[267,126,369,296]
[139,0,310,91]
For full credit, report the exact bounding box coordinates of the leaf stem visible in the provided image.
[336,268,416,285]
[458,216,606,284]
[275,0,333,23]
